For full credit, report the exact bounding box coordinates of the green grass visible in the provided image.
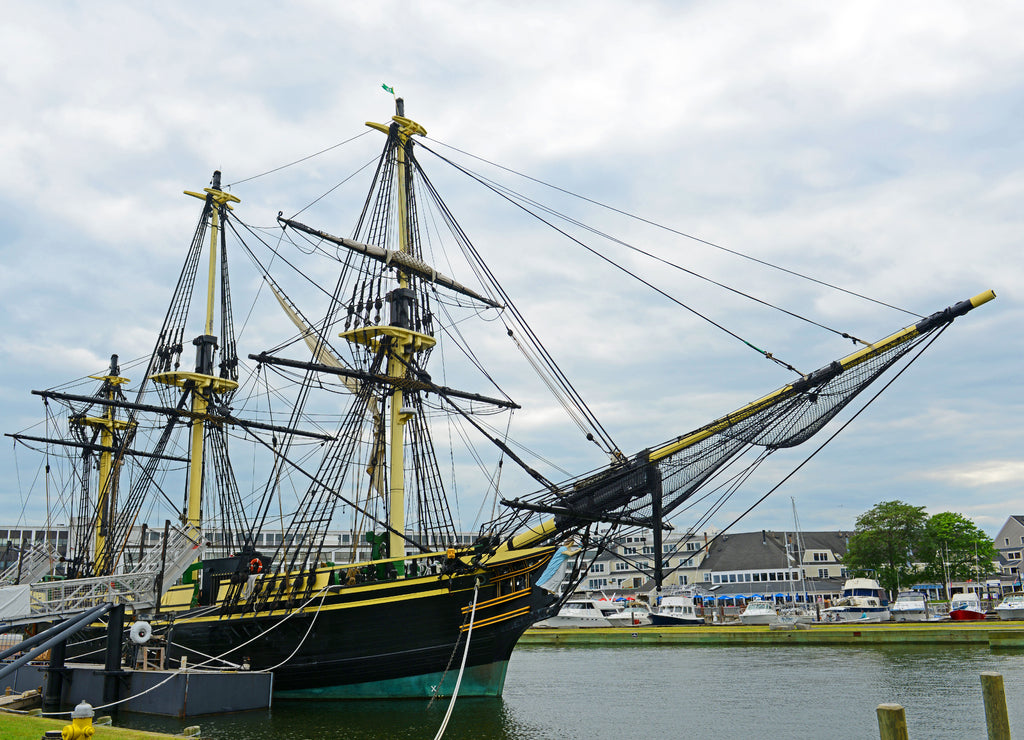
[0,712,179,739]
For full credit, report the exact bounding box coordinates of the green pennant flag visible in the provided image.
[382,83,395,94]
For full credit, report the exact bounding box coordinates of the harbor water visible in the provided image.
[111,643,1024,739]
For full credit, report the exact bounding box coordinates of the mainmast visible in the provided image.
[357,99,432,570]
[150,172,240,529]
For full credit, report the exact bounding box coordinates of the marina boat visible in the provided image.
[533,598,621,628]
[948,592,987,621]
[650,595,704,626]
[608,601,652,627]
[820,578,890,623]
[3,100,995,699]
[739,598,779,626]
[890,590,931,622]
[993,592,1024,621]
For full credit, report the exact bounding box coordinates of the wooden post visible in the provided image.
[980,672,1011,740]
[877,703,908,740]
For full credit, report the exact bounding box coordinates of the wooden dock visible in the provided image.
[519,621,1024,648]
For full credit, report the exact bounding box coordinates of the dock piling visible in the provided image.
[876,703,908,740]
[980,672,1011,740]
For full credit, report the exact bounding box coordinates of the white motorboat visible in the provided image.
[820,578,890,623]
[608,601,652,627]
[993,592,1024,621]
[739,598,780,625]
[890,590,931,622]
[534,598,621,628]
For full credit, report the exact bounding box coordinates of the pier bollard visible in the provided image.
[980,672,1011,740]
[876,703,908,740]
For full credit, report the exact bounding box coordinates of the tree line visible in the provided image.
[842,500,998,596]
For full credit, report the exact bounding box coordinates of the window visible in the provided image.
[590,563,605,574]
[687,542,699,551]
[1008,552,1021,560]
[642,546,653,555]
[588,578,608,589]
[704,573,712,582]
[818,568,829,578]
[744,573,752,582]
[812,552,829,562]
[713,575,721,584]
[729,574,737,583]
[753,573,761,582]
[614,562,629,571]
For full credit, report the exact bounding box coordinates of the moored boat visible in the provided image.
[534,598,620,628]
[739,598,779,626]
[890,590,931,622]
[820,578,890,623]
[948,591,987,621]
[993,592,1024,621]
[650,594,704,626]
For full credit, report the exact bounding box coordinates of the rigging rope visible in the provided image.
[432,577,480,740]
[225,130,374,187]
[424,137,923,319]
[417,141,809,376]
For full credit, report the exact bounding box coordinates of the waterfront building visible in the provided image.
[696,529,852,602]
[993,515,1024,581]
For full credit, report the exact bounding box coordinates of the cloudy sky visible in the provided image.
[1,1,1021,540]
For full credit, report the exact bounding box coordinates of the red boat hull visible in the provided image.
[949,609,986,621]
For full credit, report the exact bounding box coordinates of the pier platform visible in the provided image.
[5,663,272,717]
[520,621,1024,648]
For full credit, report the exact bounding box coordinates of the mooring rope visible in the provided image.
[433,577,481,740]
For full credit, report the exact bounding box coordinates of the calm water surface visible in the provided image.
[114,643,1024,739]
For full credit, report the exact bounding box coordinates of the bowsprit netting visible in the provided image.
[491,289,994,546]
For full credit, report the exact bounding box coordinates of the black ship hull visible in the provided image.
[161,548,557,699]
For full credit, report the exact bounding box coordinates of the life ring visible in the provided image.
[249,558,263,574]
[129,621,152,645]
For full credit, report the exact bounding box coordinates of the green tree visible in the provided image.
[842,500,927,595]
[918,512,999,589]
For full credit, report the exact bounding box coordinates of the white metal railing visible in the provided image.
[0,542,59,586]
[6,525,203,621]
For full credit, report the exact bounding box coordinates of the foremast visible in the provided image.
[356,103,433,570]
[150,173,240,530]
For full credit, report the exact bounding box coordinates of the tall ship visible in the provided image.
[3,100,994,699]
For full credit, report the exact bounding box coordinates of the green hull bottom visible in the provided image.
[273,660,511,700]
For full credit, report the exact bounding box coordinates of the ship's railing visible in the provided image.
[1,525,203,623]
[0,542,60,586]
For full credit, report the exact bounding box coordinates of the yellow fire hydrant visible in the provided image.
[62,700,95,739]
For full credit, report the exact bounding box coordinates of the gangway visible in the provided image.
[0,525,203,625]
